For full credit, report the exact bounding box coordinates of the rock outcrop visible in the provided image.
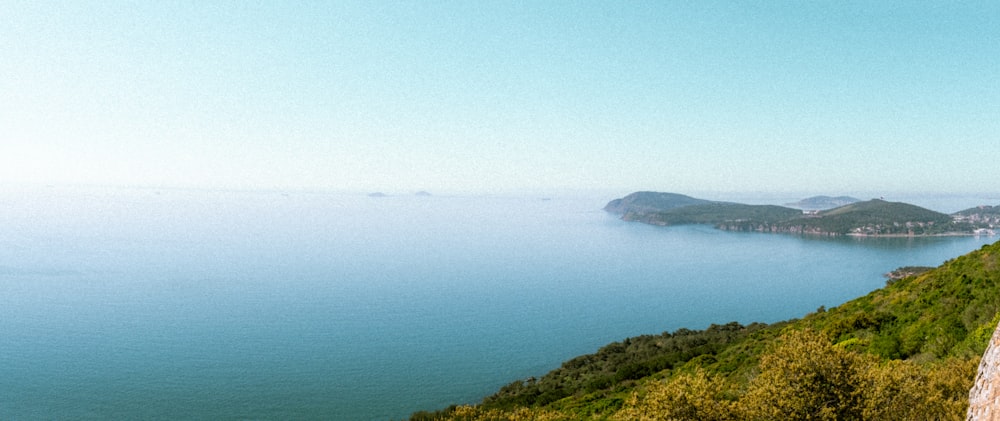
[968,322,1000,420]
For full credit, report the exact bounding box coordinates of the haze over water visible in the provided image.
[1,186,997,420]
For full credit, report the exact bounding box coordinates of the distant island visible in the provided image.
[369,191,433,197]
[785,195,861,210]
[604,191,998,237]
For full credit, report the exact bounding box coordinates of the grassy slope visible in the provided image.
[416,240,1000,420]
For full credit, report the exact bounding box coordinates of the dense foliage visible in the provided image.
[613,330,975,421]
[481,322,768,409]
[412,240,1000,420]
[629,203,802,228]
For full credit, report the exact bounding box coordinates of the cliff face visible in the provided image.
[968,322,1000,420]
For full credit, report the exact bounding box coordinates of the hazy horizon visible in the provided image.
[3,181,999,216]
[3,2,998,194]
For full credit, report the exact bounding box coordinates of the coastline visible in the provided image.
[845,231,996,238]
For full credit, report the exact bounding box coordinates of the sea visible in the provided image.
[1,186,998,420]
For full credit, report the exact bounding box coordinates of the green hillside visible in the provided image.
[412,240,1000,420]
[625,202,801,228]
[603,192,714,215]
[777,199,960,236]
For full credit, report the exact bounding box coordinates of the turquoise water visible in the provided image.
[1,187,997,420]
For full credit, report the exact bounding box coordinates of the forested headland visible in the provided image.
[605,191,999,236]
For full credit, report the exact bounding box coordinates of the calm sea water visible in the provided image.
[1,186,997,420]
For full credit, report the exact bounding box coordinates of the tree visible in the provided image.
[739,329,869,420]
[613,369,737,421]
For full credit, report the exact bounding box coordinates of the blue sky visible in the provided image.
[2,1,998,194]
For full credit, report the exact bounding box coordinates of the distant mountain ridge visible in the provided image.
[605,191,996,236]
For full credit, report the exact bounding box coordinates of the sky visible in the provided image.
[2,1,998,195]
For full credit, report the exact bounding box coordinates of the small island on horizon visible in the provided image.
[605,191,999,237]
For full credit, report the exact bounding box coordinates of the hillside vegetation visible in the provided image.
[412,240,1000,420]
[624,202,802,228]
[773,199,958,236]
[603,192,714,215]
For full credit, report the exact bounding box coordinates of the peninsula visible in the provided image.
[604,191,998,237]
